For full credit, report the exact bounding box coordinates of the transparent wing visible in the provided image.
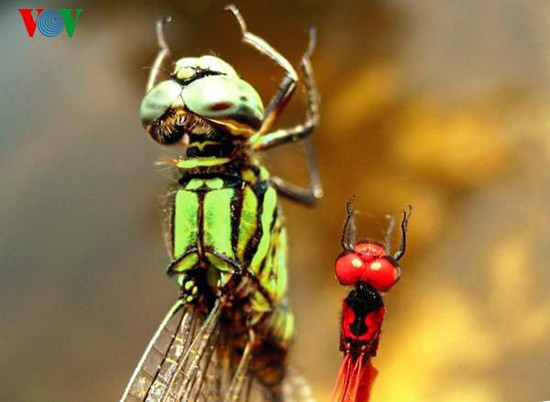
[168,298,260,402]
[120,300,197,401]
[121,297,290,402]
[167,299,223,401]
[331,355,377,402]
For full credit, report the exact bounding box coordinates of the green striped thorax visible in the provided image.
[140,55,265,156]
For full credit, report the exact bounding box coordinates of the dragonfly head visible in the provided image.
[140,55,265,148]
[335,242,401,292]
[335,200,402,292]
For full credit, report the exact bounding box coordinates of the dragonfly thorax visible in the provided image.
[340,284,385,357]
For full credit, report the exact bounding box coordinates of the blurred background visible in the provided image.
[1,0,548,401]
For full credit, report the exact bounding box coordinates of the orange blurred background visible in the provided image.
[1,1,548,401]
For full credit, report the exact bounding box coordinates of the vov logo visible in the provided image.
[18,9,83,38]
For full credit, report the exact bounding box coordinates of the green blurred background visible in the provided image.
[1,1,548,401]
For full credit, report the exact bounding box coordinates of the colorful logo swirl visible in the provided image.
[37,10,64,37]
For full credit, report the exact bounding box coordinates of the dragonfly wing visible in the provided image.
[354,361,377,402]
[332,355,377,402]
[332,355,352,402]
[167,298,262,402]
[168,299,223,401]
[120,300,196,401]
[122,297,283,402]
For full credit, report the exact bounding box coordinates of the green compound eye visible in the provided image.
[140,80,184,126]
[173,55,238,81]
[182,75,264,134]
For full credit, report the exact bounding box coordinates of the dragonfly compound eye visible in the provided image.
[140,80,184,128]
[334,251,367,286]
[354,242,386,263]
[181,75,264,136]
[361,257,400,292]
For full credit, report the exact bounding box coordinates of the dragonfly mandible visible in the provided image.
[332,201,411,402]
[120,5,322,402]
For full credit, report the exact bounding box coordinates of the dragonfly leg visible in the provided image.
[341,197,358,250]
[255,29,323,205]
[252,28,320,151]
[146,16,172,92]
[226,6,322,204]
[225,4,298,134]
[393,205,412,261]
[269,138,323,205]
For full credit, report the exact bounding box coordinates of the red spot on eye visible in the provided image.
[354,243,386,262]
[210,102,232,111]
[335,252,366,286]
[361,257,400,292]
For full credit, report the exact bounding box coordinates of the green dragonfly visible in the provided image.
[121,5,322,402]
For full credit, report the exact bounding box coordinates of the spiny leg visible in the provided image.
[257,29,323,204]
[225,4,298,134]
[341,197,357,250]
[146,16,172,92]
[268,133,322,208]
[300,28,323,203]
[393,205,412,261]
[253,28,320,151]
[226,5,322,204]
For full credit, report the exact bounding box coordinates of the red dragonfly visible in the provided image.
[332,201,411,402]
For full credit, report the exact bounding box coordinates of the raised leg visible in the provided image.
[226,5,323,205]
[393,206,412,261]
[257,29,323,205]
[341,197,357,250]
[225,4,298,134]
[253,28,320,151]
[146,16,172,92]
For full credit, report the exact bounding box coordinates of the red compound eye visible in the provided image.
[361,257,400,292]
[354,242,386,263]
[334,251,366,286]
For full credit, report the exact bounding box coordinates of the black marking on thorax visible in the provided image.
[346,285,384,337]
